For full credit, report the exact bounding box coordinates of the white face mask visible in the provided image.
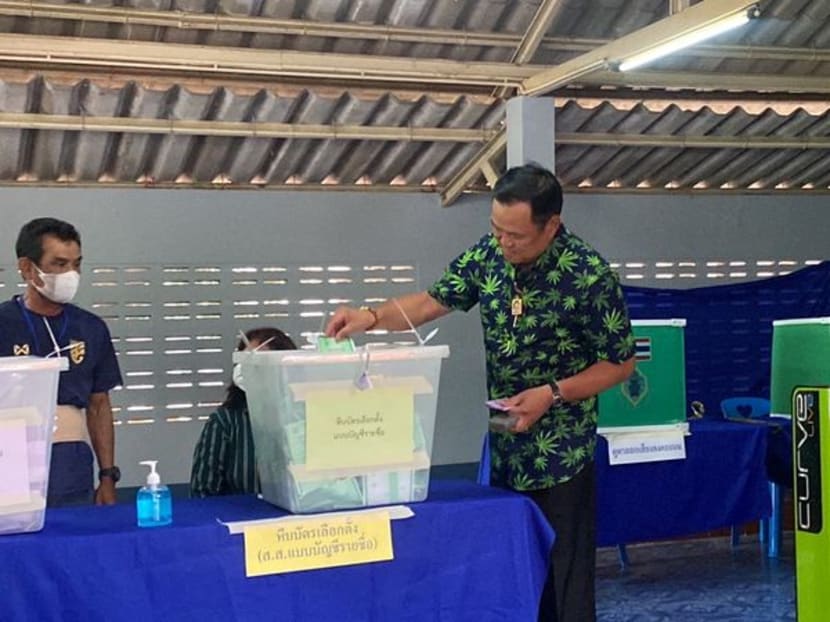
[232,363,246,392]
[231,335,277,392]
[34,266,80,304]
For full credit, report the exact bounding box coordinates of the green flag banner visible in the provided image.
[599,319,687,430]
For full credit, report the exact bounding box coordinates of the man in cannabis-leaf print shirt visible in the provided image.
[428,226,634,492]
[325,163,635,622]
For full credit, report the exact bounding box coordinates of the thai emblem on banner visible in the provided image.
[13,344,30,356]
[621,367,648,407]
[69,340,86,365]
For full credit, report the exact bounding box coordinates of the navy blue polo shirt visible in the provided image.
[0,296,122,408]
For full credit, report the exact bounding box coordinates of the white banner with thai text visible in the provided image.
[604,430,687,465]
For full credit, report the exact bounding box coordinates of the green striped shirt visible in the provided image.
[190,403,259,497]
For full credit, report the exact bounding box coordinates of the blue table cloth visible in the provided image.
[596,419,771,546]
[0,479,553,622]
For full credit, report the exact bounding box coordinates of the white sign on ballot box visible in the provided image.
[0,413,32,507]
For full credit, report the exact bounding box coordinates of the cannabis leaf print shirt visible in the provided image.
[428,225,634,491]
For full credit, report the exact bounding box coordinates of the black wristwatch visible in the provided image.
[98,466,121,484]
[548,381,565,408]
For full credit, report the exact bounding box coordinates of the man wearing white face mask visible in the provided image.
[0,218,122,507]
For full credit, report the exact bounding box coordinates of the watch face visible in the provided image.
[100,466,121,483]
[549,382,564,406]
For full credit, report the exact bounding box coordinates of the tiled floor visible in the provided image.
[432,463,797,621]
[596,534,796,621]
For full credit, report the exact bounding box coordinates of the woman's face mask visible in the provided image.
[34,266,80,304]
[232,363,246,392]
[232,335,277,391]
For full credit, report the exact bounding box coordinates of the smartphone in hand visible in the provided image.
[485,399,510,412]
[489,414,519,432]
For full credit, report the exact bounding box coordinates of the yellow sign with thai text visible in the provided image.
[243,510,394,577]
[305,387,413,471]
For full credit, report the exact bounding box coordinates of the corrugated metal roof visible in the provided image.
[0,0,827,194]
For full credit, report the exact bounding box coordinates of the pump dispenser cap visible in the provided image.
[140,460,161,486]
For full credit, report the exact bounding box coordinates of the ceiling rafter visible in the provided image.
[493,0,567,98]
[3,112,828,151]
[579,70,830,93]
[440,0,760,205]
[0,1,826,64]
[0,112,498,141]
[0,34,537,87]
[0,33,820,95]
[508,0,567,64]
[556,133,830,149]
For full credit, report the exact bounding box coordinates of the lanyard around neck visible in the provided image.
[16,295,69,357]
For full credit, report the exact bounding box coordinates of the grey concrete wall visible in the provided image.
[1,187,827,484]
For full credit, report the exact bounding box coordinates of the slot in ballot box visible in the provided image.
[0,356,65,535]
[235,345,449,513]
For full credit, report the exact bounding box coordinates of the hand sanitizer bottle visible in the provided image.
[137,460,172,527]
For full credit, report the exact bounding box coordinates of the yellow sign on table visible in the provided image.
[243,510,394,577]
[305,386,413,471]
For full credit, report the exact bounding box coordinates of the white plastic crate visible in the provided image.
[236,345,449,513]
[0,356,64,535]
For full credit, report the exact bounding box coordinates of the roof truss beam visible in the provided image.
[494,0,566,98]
[557,133,830,149]
[2,113,828,150]
[0,1,825,64]
[0,33,536,88]
[581,69,830,93]
[508,0,566,64]
[0,112,498,141]
[1,35,817,94]
[441,0,759,205]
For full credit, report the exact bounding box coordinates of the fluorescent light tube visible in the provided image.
[618,10,753,72]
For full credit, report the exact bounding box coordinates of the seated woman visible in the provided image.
[190,327,296,497]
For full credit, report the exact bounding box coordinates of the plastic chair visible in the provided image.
[720,397,784,557]
[720,397,772,421]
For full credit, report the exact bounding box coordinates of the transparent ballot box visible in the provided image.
[235,345,449,513]
[0,356,64,535]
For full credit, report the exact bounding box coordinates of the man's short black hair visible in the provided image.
[16,218,81,264]
[493,163,563,228]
